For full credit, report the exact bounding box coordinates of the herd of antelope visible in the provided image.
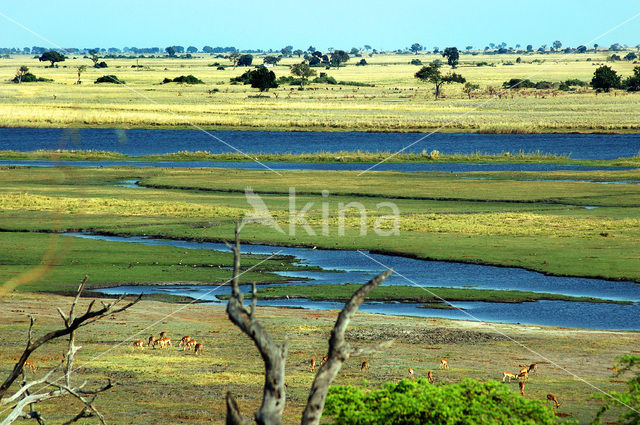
[132,331,203,356]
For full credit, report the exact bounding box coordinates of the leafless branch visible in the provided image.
[0,276,141,424]
[300,269,392,425]
[225,224,288,425]
[223,226,392,425]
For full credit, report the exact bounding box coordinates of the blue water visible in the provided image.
[64,233,640,330]
[1,128,639,159]
[0,159,632,172]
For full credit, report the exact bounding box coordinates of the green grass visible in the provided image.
[219,284,633,304]
[1,166,639,285]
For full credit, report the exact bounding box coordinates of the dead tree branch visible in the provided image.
[0,275,141,424]
[225,225,288,425]
[300,269,392,425]
[223,226,392,425]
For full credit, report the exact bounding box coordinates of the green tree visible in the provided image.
[165,46,176,57]
[552,40,562,50]
[591,65,621,92]
[326,379,558,425]
[624,52,638,61]
[237,54,253,66]
[623,66,640,92]
[187,46,198,53]
[246,66,278,93]
[463,82,480,99]
[290,63,316,87]
[415,63,466,99]
[442,47,460,68]
[280,45,293,57]
[263,56,280,65]
[293,49,303,57]
[329,50,349,67]
[228,52,241,67]
[592,355,640,425]
[38,50,65,67]
[14,66,29,84]
[410,43,422,54]
[76,65,87,84]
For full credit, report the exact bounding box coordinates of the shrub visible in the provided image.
[608,54,622,61]
[409,58,422,65]
[162,75,204,84]
[94,75,124,84]
[623,66,640,91]
[502,78,535,89]
[94,61,108,68]
[11,72,52,83]
[312,74,338,84]
[325,379,558,425]
[237,54,253,66]
[356,58,367,66]
[591,65,621,92]
[534,81,553,89]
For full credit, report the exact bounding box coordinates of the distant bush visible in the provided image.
[276,76,303,86]
[564,78,588,87]
[325,379,558,425]
[94,61,108,68]
[11,72,52,83]
[216,66,225,70]
[356,58,367,66]
[475,61,491,67]
[94,75,124,84]
[534,81,553,89]
[162,75,204,84]
[312,74,338,84]
[409,58,423,65]
[502,78,536,89]
[623,66,640,92]
[608,54,622,61]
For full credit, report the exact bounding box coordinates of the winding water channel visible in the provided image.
[65,233,640,330]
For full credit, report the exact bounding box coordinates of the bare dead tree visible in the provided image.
[0,276,141,424]
[224,226,392,425]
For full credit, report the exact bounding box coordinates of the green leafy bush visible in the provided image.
[592,355,640,424]
[11,72,52,83]
[502,78,536,89]
[162,75,204,84]
[325,378,558,425]
[94,75,124,84]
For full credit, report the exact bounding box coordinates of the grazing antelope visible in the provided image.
[440,359,449,369]
[428,370,434,384]
[408,367,414,379]
[502,371,516,382]
[321,354,329,366]
[153,337,171,349]
[194,343,203,356]
[547,393,560,409]
[527,363,538,375]
[517,368,529,381]
[361,361,370,372]
[159,331,167,339]
[519,381,525,396]
[24,360,37,373]
[179,336,191,347]
[310,358,316,372]
[133,340,144,349]
[183,339,197,351]
[148,334,154,347]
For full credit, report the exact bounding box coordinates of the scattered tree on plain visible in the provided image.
[330,50,349,68]
[76,65,87,84]
[624,66,640,92]
[263,55,281,65]
[38,50,65,67]
[591,65,621,92]
[165,46,176,57]
[13,66,29,84]
[442,47,460,68]
[415,63,466,99]
[463,82,480,99]
[290,63,316,87]
[237,54,253,67]
[410,43,422,54]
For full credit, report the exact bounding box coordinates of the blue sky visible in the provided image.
[1,0,639,51]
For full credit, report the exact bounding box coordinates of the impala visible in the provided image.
[428,370,434,384]
[502,371,516,382]
[179,336,191,347]
[440,359,449,369]
[547,393,560,409]
[519,381,525,396]
[527,363,538,374]
[183,339,197,351]
[517,368,528,381]
[194,343,203,356]
[133,340,144,349]
[361,361,370,372]
[408,367,414,379]
[24,360,37,373]
[310,358,316,372]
